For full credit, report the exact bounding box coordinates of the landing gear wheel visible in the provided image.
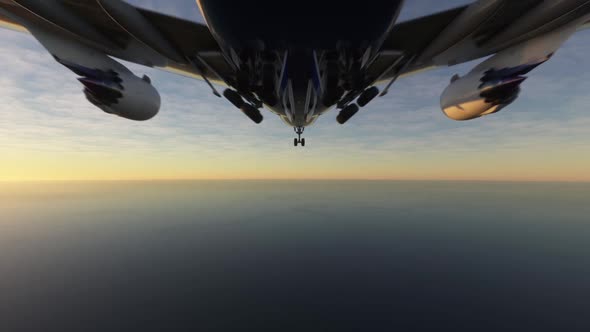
[240,104,263,124]
[357,86,380,107]
[337,104,360,125]
[293,127,306,147]
[223,89,244,109]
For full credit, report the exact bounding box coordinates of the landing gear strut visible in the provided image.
[294,127,306,147]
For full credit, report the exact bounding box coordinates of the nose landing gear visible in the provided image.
[294,127,306,147]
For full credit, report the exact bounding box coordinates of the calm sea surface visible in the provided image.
[1,181,589,331]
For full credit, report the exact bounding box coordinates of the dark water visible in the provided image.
[1,181,590,331]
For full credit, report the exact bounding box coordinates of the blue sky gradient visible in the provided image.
[1,0,590,181]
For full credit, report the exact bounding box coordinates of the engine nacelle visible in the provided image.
[80,72,161,121]
[440,65,534,121]
[437,0,584,121]
[57,57,161,121]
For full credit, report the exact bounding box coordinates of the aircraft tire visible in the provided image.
[357,86,379,107]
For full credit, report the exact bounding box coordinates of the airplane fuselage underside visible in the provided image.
[198,0,404,129]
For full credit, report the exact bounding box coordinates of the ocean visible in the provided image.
[1,181,589,331]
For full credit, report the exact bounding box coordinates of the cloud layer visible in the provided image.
[0,1,589,181]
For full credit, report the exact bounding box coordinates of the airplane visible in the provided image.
[1,0,589,147]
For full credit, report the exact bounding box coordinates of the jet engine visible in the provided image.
[440,61,544,121]
[58,58,161,121]
[80,71,161,121]
[22,28,162,121]
[437,18,580,122]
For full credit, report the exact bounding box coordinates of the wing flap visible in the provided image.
[137,8,221,57]
[381,6,467,56]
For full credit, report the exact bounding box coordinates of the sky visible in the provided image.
[1,0,590,181]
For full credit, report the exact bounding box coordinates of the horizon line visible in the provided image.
[2,178,590,183]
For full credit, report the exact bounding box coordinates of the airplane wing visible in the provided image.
[0,0,233,85]
[369,0,590,85]
[3,1,588,90]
